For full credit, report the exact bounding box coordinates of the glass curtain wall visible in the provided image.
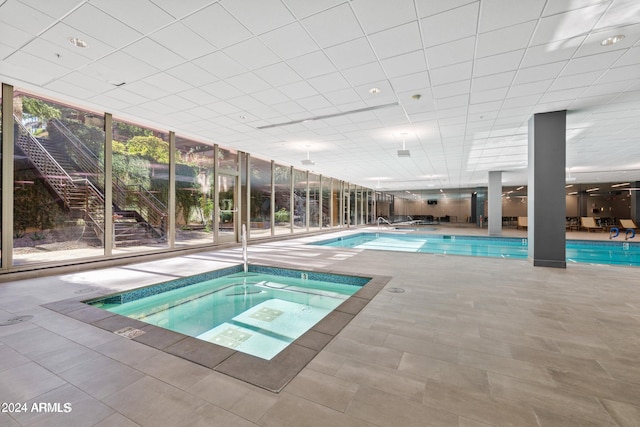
[308,173,320,232]
[174,136,214,246]
[249,156,272,238]
[111,119,169,252]
[293,169,307,233]
[217,147,238,242]
[331,178,341,227]
[321,176,331,227]
[274,163,291,235]
[12,92,105,265]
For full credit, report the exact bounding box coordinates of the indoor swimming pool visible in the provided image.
[87,265,369,360]
[313,232,640,266]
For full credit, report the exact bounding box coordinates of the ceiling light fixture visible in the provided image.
[397,139,410,157]
[601,35,625,46]
[68,37,88,48]
[516,186,524,190]
[369,87,381,94]
[586,187,600,192]
[611,182,630,188]
[301,151,315,166]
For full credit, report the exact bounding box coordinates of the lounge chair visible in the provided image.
[581,217,603,232]
[517,216,528,230]
[620,219,638,230]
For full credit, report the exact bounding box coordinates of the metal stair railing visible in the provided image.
[49,118,167,238]
[14,116,106,243]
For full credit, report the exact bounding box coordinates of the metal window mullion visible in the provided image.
[104,113,113,256]
[2,84,14,269]
[168,131,176,248]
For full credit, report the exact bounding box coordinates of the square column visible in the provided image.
[527,110,566,268]
[488,171,502,236]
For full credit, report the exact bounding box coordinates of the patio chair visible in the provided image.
[619,219,638,230]
[517,216,528,230]
[581,217,603,232]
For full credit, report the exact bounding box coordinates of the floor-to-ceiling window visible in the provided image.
[321,176,331,227]
[12,92,105,265]
[331,178,341,227]
[274,163,291,236]
[293,169,307,233]
[308,173,320,232]
[111,119,169,253]
[249,156,272,239]
[217,147,238,243]
[174,136,214,246]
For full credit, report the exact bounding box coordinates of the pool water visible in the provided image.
[313,233,640,266]
[88,266,367,360]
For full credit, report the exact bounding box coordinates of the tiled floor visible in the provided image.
[1,227,639,426]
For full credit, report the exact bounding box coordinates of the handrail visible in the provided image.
[377,216,392,229]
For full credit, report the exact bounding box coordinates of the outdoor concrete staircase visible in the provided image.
[14,116,166,247]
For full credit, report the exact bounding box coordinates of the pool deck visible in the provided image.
[1,226,639,426]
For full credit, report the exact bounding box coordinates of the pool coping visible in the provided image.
[41,264,390,393]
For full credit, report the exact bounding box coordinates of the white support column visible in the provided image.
[488,171,502,236]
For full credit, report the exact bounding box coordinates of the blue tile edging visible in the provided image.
[86,264,370,306]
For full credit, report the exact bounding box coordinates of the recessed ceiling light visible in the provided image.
[239,115,247,120]
[68,37,88,48]
[600,35,624,46]
[369,87,381,94]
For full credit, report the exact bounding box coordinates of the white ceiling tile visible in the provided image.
[254,62,302,86]
[123,80,171,99]
[288,50,336,78]
[166,63,216,87]
[283,0,344,19]
[259,22,317,60]
[103,87,150,105]
[368,21,422,59]
[226,94,265,111]
[476,21,537,58]
[472,71,516,91]
[251,88,289,105]
[223,38,281,70]
[148,22,215,60]
[201,80,244,99]
[614,46,640,68]
[425,36,476,69]
[80,53,154,87]
[479,0,545,33]
[598,63,640,84]
[351,0,417,34]
[38,22,115,60]
[44,78,96,99]
[473,50,525,77]
[0,21,32,49]
[144,72,192,93]
[431,80,470,99]
[430,62,473,86]
[16,0,83,19]
[0,0,54,34]
[549,71,602,91]
[63,3,142,48]
[381,50,427,78]
[324,37,377,69]
[436,94,469,110]
[594,0,640,29]
[389,72,429,93]
[342,62,386,86]
[581,80,634,98]
[148,0,214,19]
[226,72,271,94]
[91,0,174,34]
[562,50,626,76]
[156,94,198,110]
[507,79,552,98]
[323,88,361,105]
[192,51,247,79]
[277,80,319,100]
[180,88,217,105]
[20,37,91,69]
[415,0,477,18]
[271,100,305,115]
[207,100,243,115]
[512,61,567,85]
[180,6,250,49]
[296,94,333,111]
[307,72,351,93]
[301,3,364,48]
[520,36,585,68]
[420,3,479,48]
[470,87,508,104]
[575,24,640,58]
[123,38,185,71]
[222,0,294,35]
[538,87,583,103]
[531,3,608,46]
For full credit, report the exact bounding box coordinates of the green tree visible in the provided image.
[22,97,61,120]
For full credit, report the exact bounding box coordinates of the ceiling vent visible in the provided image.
[397,149,411,157]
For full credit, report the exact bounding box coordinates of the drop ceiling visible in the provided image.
[1,0,639,191]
